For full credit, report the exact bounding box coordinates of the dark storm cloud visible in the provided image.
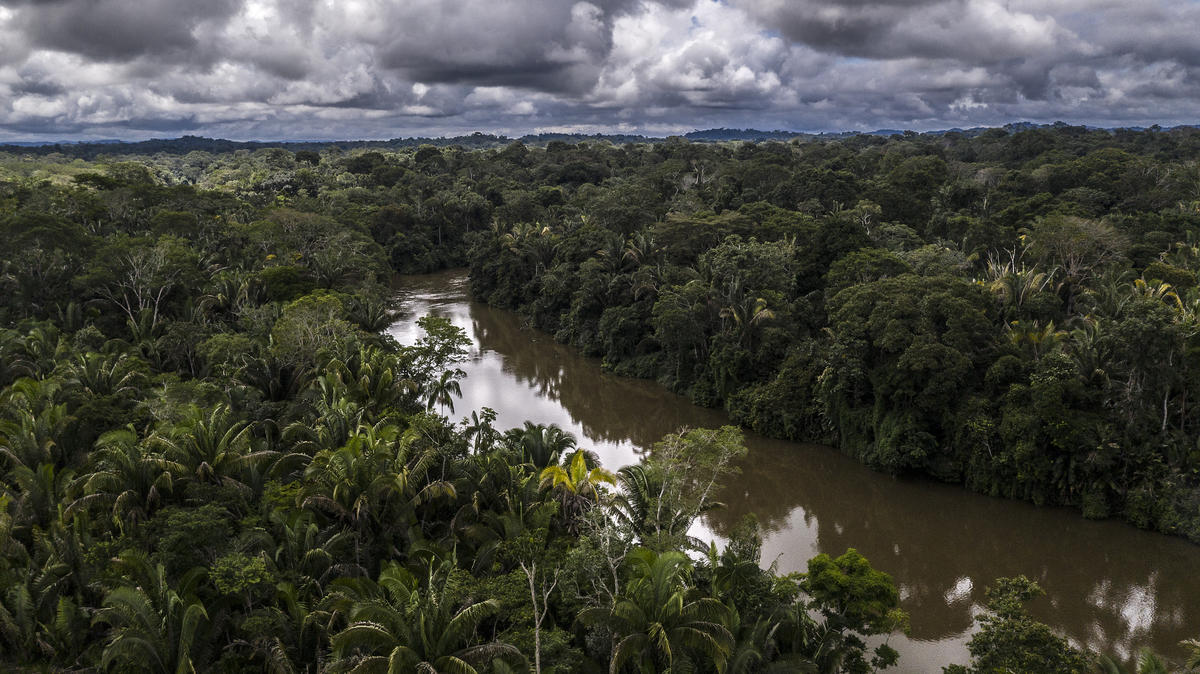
[1081,2,1200,67]
[738,0,1078,85]
[10,67,65,97]
[1,0,1200,141]
[746,0,945,57]
[373,0,617,94]
[12,0,240,63]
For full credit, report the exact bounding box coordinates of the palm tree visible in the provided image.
[502,223,556,279]
[983,254,1051,319]
[1067,316,1112,389]
[59,350,145,398]
[453,454,553,574]
[0,385,72,472]
[623,230,659,267]
[151,405,266,496]
[425,369,463,415]
[508,422,576,469]
[93,551,209,674]
[460,408,498,455]
[0,493,27,569]
[123,308,166,368]
[0,576,41,663]
[1134,650,1170,674]
[301,426,400,570]
[579,548,732,673]
[237,354,310,403]
[268,509,343,588]
[198,269,254,318]
[1094,648,1174,674]
[4,460,72,535]
[720,295,776,347]
[348,295,401,333]
[19,325,67,378]
[284,392,364,459]
[0,330,36,387]
[1183,637,1200,670]
[67,428,176,534]
[538,449,616,533]
[327,562,522,673]
[723,607,818,674]
[321,345,418,417]
[0,509,91,666]
[302,421,459,569]
[611,464,703,551]
[1005,319,1067,360]
[271,580,329,673]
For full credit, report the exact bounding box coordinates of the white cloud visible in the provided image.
[0,0,1197,139]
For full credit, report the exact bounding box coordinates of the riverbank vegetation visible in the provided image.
[2,127,1199,671]
[463,128,1200,542]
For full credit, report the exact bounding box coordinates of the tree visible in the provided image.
[579,547,733,673]
[613,427,746,551]
[461,407,499,455]
[944,576,1087,674]
[509,422,577,469]
[1027,215,1128,313]
[1185,638,1200,670]
[89,236,199,332]
[1094,649,1173,674]
[406,315,470,400]
[94,551,209,674]
[539,448,617,534]
[151,405,262,496]
[270,293,360,369]
[507,528,563,674]
[802,549,906,673]
[67,428,174,534]
[295,150,321,166]
[426,369,463,415]
[327,562,522,673]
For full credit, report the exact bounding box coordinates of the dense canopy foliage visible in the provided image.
[2,126,1199,671]
[461,128,1200,542]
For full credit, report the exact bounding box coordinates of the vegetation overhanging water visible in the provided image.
[395,269,1200,670]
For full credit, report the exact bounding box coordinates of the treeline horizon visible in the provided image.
[5,119,1199,159]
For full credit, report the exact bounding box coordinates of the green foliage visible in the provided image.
[452,131,1200,543]
[803,549,902,636]
[257,265,315,302]
[327,561,523,673]
[4,129,1200,673]
[209,552,274,599]
[802,549,907,673]
[613,426,747,551]
[269,292,359,367]
[579,547,734,672]
[945,576,1088,674]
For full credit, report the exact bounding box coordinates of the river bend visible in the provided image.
[390,270,1199,670]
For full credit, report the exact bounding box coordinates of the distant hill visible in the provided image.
[1,139,122,147]
[0,122,1192,158]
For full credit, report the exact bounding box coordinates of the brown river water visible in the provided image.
[390,270,1199,671]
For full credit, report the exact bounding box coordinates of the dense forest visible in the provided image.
[2,126,1200,671]
[464,127,1200,542]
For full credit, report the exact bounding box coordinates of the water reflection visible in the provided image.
[391,270,1199,670]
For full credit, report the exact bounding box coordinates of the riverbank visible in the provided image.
[394,269,1200,668]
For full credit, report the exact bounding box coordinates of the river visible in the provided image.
[389,269,1199,671]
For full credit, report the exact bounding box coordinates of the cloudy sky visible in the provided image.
[0,0,1197,141]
